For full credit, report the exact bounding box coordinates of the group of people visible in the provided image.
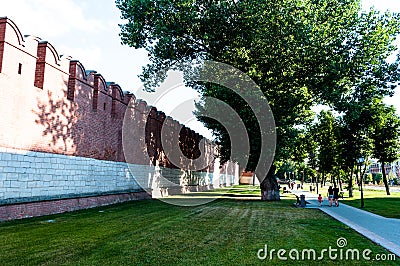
[317,186,340,207]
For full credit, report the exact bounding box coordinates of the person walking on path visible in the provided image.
[328,186,334,207]
[318,194,323,206]
[333,187,340,207]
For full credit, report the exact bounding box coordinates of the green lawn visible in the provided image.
[0,187,398,265]
[342,188,400,219]
[299,183,400,219]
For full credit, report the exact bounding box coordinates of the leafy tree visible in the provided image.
[370,100,400,195]
[315,110,338,185]
[116,0,400,200]
[304,123,318,170]
[276,160,297,179]
[335,100,375,197]
[335,120,357,196]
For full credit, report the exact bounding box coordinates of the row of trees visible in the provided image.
[299,99,400,197]
[116,0,400,199]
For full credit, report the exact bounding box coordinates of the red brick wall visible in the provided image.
[0,19,238,222]
[0,192,151,221]
[0,19,5,73]
[0,17,214,169]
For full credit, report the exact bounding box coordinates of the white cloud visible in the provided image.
[57,45,102,67]
[0,0,126,79]
[1,0,105,39]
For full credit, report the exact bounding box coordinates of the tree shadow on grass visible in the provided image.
[162,188,297,207]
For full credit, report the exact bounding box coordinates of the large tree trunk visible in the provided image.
[321,172,326,187]
[355,164,361,190]
[332,174,337,188]
[260,166,280,201]
[338,174,343,191]
[348,167,354,198]
[381,161,391,195]
[348,177,353,197]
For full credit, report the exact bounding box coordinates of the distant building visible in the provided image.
[239,171,260,185]
[368,159,400,179]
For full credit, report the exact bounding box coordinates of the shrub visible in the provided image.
[372,173,383,185]
[364,173,373,184]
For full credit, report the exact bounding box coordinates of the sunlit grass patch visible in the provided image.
[0,188,397,265]
[343,189,400,219]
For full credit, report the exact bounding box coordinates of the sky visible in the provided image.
[1,0,400,139]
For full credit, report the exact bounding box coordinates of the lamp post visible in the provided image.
[356,157,365,208]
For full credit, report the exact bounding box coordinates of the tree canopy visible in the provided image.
[116,0,400,190]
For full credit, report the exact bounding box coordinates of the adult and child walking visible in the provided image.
[328,186,340,207]
[317,186,340,207]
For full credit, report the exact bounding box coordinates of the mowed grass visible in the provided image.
[342,188,400,219]
[0,187,398,265]
[299,183,400,219]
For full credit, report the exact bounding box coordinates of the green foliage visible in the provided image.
[372,173,383,185]
[364,173,373,184]
[343,177,357,190]
[315,110,338,175]
[387,172,397,182]
[343,188,400,219]
[371,100,400,164]
[276,160,296,179]
[116,0,400,173]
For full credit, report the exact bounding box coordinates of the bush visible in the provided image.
[372,173,382,185]
[364,173,373,184]
[388,172,396,181]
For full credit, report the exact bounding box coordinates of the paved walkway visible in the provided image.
[291,189,400,257]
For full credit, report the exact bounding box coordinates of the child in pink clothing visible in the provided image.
[318,194,323,206]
